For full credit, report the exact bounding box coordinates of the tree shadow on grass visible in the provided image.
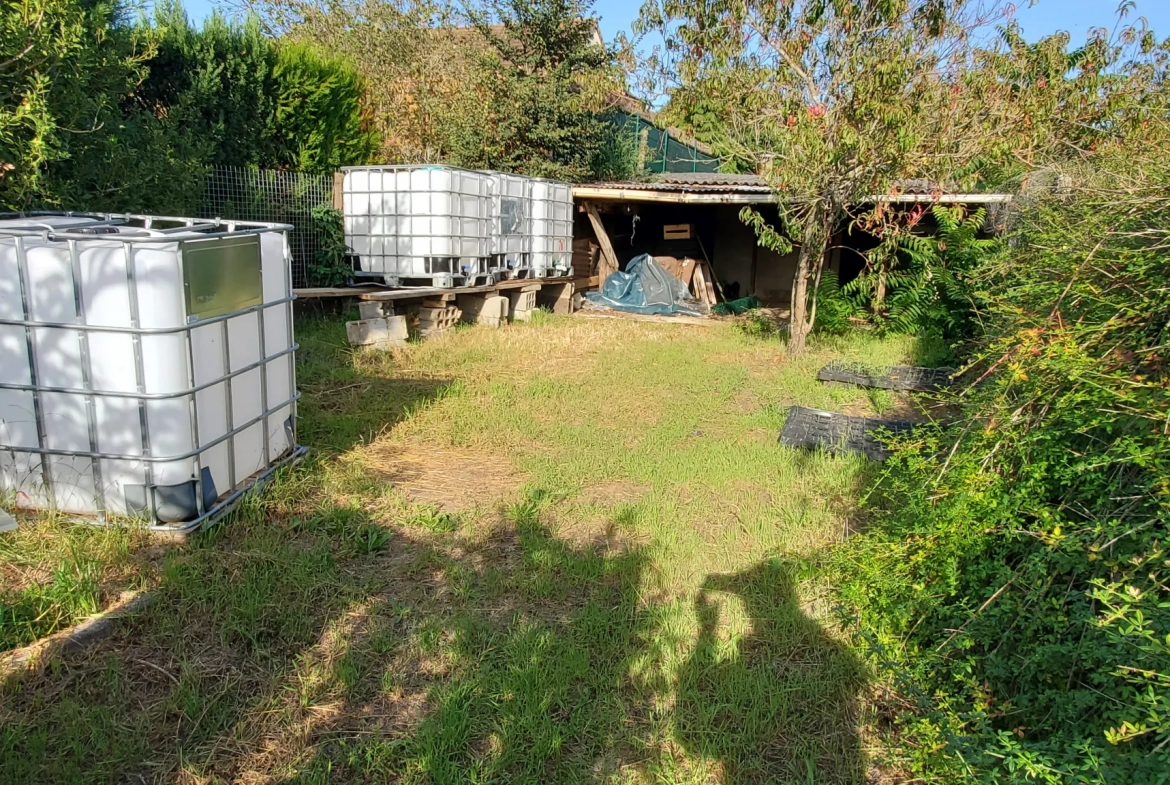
[294,312,456,455]
[673,558,865,784]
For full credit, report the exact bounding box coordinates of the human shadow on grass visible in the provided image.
[673,558,865,785]
[276,502,658,784]
[0,489,659,783]
[0,503,865,784]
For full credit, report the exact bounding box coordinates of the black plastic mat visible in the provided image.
[817,363,955,392]
[778,406,917,461]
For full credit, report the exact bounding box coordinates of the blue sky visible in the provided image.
[180,0,1170,42]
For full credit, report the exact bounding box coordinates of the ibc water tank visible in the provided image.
[342,166,493,288]
[0,212,305,533]
[530,179,574,278]
[484,172,534,279]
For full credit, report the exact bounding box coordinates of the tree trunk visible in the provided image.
[788,204,832,354]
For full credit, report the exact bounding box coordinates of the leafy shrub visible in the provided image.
[735,311,781,340]
[832,149,1170,781]
[812,270,855,335]
[266,42,379,172]
[2,0,375,212]
[844,206,997,340]
[307,205,354,287]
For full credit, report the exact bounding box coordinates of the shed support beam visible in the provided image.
[584,201,619,281]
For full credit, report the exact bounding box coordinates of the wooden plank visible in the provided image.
[584,201,619,282]
[356,277,540,302]
[697,260,718,304]
[295,285,384,299]
[691,263,712,308]
[333,172,345,212]
[301,276,563,303]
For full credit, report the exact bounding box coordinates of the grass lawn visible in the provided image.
[0,310,941,784]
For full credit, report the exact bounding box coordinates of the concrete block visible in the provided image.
[507,290,538,322]
[477,296,509,328]
[417,306,461,338]
[455,294,488,323]
[358,301,390,320]
[537,282,575,315]
[346,316,408,349]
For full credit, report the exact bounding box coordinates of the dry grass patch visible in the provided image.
[360,440,527,512]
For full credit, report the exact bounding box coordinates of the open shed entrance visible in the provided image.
[573,174,1011,309]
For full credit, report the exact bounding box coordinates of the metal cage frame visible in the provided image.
[0,211,307,534]
[342,165,495,288]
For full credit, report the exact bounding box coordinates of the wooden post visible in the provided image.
[333,171,345,212]
[584,201,619,282]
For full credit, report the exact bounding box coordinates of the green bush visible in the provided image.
[307,205,354,287]
[144,3,377,175]
[833,148,1170,781]
[267,43,379,172]
[1,0,375,212]
[812,270,856,335]
[843,206,998,340]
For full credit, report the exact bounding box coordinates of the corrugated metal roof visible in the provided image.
[587,174,772,194]
[655,172,770,188]
[584,173,1004,197]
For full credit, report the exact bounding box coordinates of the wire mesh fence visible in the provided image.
[200,166,335,288]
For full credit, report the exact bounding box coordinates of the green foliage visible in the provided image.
[0,0,183,211]
[734,311,780,340]
[589,117,641,182]
[143,3,376,175]
[832,132,1170,781]
[845,206,998,340]
[143,4,275,170]
[812,270,855,336]
[444,0,621,181]
[738,206,794,256]
[268,43,379,172]
[307,205,354,287]
[1,0,374,212]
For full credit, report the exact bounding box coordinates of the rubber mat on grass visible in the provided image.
[778,406,917,461]
[817,362,955,392]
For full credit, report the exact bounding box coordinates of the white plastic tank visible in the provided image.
[342,166,493,288]
[530,179,574,277]
[485,172,533,278]
[0,212,303,532]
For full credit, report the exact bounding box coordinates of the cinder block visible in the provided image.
[536,282,575,315]
[477,296,508,328]
[507,290,538,322]
[416,306,461,338]
[456,294,488,323]
[358,301,388,320]
[345,316,408,349]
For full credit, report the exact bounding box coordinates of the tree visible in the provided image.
[637,0,1024,352]
[243,0,448,163]
[0,0,157,209]
[142,3,378,175]
[450,0,622,180]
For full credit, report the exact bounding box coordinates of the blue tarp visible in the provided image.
[585,254,703,316]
